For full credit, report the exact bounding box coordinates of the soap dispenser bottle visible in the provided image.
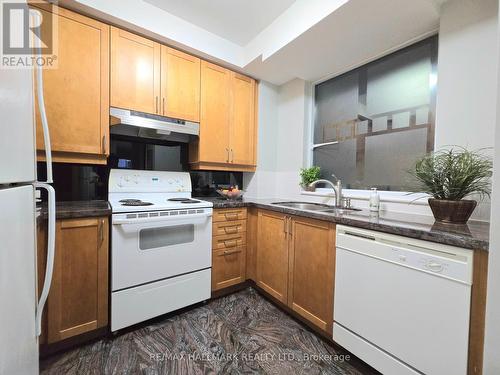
[369,188,380,212]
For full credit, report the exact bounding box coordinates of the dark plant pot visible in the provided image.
[428,198,477,224]
[301,184,316,192]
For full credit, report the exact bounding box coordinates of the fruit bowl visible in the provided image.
[216,188,243,200]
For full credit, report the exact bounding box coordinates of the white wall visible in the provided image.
[245,79,313,200]
[243,81,279,199]
[274,79,311,199]
[483,2,500,372]
[435,0,498,152]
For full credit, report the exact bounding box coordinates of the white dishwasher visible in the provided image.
[333,225,473,375]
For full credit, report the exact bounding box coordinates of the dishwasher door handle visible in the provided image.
[343,231,376,241]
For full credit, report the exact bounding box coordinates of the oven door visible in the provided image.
[111,210,212,291]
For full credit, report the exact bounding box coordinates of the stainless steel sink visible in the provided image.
[271,201,362,213]
[319,208,362,214]
[271,202,333,211]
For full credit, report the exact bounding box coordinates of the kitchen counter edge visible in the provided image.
[38,200,112,220]
[200,197,489,251]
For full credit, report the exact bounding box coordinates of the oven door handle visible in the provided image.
[113,213,210,226]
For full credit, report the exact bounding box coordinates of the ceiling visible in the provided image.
[67,0,445,85]
[143,0,297,46]
[245,0,442,84]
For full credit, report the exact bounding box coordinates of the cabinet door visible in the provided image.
[111,27,161,115]
[161,46,200,122]
[230,73,256,166]
[34,6,109,162]
[47,218,108,343]
[198,61,231,163]
[288,217,335,332]
[256,210,289,303]
[212,247,246,291]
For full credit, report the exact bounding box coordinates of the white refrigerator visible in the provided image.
[0,9,56,374]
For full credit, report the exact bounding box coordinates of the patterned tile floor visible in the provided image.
[41,288,378,374]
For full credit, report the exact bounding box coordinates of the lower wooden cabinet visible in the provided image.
[253,209,336,333]
[38,217,109,344]
[212,247,246,290]
[211,208,247,291]
[256,210,289,304]
[288,217,335,333]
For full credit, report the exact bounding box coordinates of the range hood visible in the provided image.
[110,107,199,142]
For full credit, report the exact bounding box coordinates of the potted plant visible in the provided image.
[410,148,492,224]
[300,166,321,191]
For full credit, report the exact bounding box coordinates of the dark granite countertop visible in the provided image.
[197,197,490,251]
[38,200,111,219]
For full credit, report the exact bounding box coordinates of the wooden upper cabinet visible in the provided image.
[198,61,231,164]
[47,217,109,343]
[288,217,335,333]
[111,27,161,115]
[108,26,256,171]
[161,46,200,122]
[190,63,257,171]
[256,210,289,304]
[230,73,256,166]
[34,5,109,164]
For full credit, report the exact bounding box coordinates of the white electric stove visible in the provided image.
[108,169,213,331]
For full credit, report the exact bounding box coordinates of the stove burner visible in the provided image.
[167,198,200,203]
[120,199,154,206]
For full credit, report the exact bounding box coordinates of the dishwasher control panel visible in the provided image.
[336,225,473,285]
[388,245,466,280]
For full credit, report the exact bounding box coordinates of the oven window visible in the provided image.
[139,224,194,250]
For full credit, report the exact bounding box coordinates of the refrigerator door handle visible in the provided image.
[34,183,56,337]
[32,10,53,183]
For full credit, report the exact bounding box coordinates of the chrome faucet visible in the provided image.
[309,174,343,207]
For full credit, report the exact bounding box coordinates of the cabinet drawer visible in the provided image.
[212,247,246,291]
[212,233,246,250]
[213,208,247,222]
[213,220,247,236]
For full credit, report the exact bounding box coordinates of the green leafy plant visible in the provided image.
[409,148,492,201]
[300,166,321,187]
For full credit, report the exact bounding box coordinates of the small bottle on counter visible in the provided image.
[369,187,380,212]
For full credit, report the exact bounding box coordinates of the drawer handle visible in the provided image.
[221,249,242,256]
[224,226,239,234]
[223,240,238,248]
[224,213,239,220]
